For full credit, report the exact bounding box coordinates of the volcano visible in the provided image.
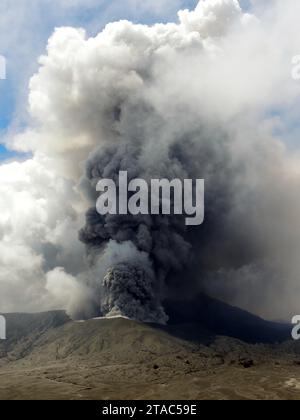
[0,295,299,400]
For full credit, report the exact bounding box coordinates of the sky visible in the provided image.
[0,0,257,162]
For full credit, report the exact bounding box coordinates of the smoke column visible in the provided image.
[1,0,300,322]
[79,139,195,322]
[75,0,275,322]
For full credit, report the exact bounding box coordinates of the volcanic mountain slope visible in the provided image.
[0,311,69,363]
[0,299,300,400]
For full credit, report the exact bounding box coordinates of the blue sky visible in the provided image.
[0,0,254,161]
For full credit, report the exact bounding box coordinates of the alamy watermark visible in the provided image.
[96,171,205,226]
[291,55,300,81]
[292,315,300,340]
[0,55,6,80]
[0,316,6,340]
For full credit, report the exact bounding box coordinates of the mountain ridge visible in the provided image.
[0,311,299,399]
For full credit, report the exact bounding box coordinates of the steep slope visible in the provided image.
[164,294,291,343]
[0,311,70,363]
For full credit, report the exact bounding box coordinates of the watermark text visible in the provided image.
[291,315,300,340]
[0,55,6,80]
[96,171,205,226]
[291,55,300,81]
[0,316,6,340]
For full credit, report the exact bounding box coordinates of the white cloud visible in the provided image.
[0,156,87,312]
[0,0,191,139]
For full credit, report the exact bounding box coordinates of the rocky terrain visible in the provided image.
[0,300,300,400]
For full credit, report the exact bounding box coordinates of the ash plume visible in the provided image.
[102,263,167,324]
[1,0,300,322]
[79,139,194,323]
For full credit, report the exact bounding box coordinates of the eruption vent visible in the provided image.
[102,263,168,324]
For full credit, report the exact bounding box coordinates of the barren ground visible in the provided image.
[0,313,299,400]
